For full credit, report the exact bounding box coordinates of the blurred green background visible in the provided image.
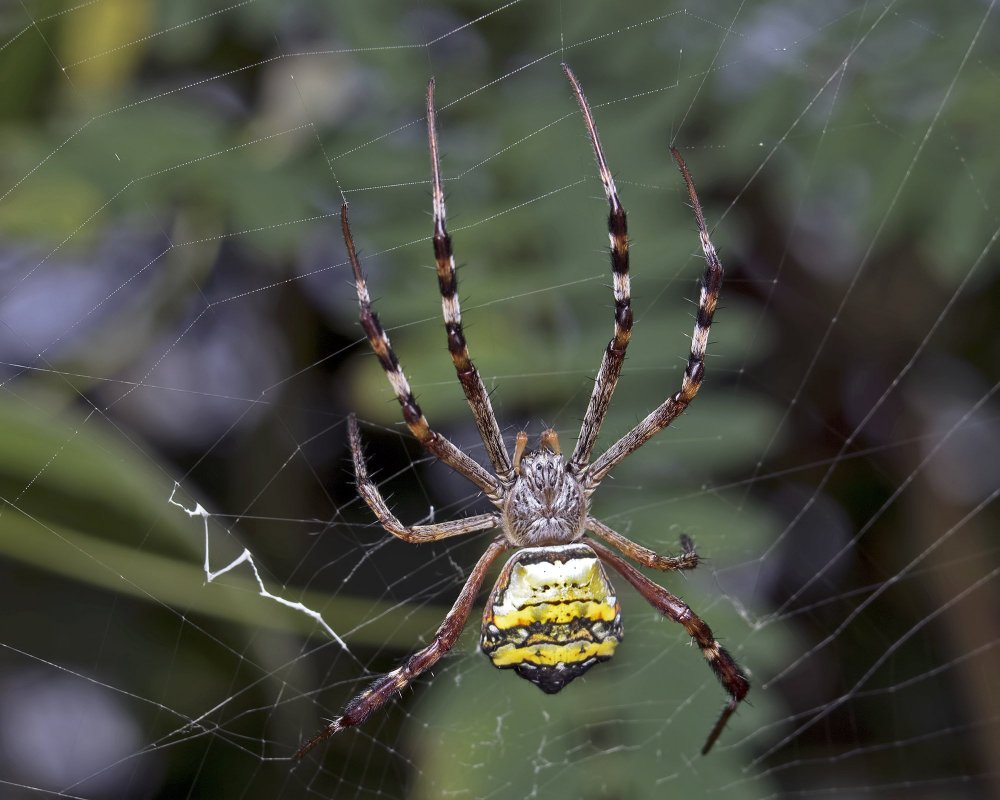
[0,1,997,798]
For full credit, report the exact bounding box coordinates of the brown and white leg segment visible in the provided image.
[427,80,513,482]
[562,64,634,472]
[586,517,698,572]
[583,149,723,488]
[294,536,509,760]
[671,147,723,404]
[341,205,501,500]
[349,415,501,543]
[590,541,749,755]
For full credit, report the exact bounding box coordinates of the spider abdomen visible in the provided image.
[481,543,623,693]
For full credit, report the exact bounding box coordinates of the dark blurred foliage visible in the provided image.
[0,1,997,799]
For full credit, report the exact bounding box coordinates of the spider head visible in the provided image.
[503,430,588,546]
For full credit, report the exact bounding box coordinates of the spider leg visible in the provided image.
[561,64,633,472]
[589,540,749,755]
[427,79,513,482]
[294,535,509,760]
[341,205,502,500]
[583,149,723,489]
[586,517,698,572]
[349,414,501,542]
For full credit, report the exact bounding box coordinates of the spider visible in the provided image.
[294,64,749,760]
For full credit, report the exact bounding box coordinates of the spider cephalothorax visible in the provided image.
[502,431,589,546]
[295,64,750,761]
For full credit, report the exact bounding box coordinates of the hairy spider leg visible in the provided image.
[347,414,501,543]
[587,518,700,572]
[427,79,514,482]
[584,147,725,487]
[340,204,502,500]
[591,540,750,754]
[561,64,634,473]
[294,537,509,760]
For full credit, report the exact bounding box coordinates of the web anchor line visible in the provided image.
[168,483,347,651]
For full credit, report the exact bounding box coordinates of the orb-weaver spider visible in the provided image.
[295,64,749,760]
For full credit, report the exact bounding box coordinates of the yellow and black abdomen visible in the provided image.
[481,543,623,693]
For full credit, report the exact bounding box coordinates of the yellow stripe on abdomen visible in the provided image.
[490,598,620,628]
[488,639,619,668]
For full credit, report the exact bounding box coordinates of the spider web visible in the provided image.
[0,1,997,798]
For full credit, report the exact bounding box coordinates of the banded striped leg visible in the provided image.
[586,517,698,572]
[590,541,749,755]
[294,536,509,760]
[349,415,501,542]
[561,64,634,473]
[583,148,723,488]
[341,205,502,500]
[427,79,513,482]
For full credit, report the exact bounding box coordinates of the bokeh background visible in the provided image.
[0,1,997,798]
